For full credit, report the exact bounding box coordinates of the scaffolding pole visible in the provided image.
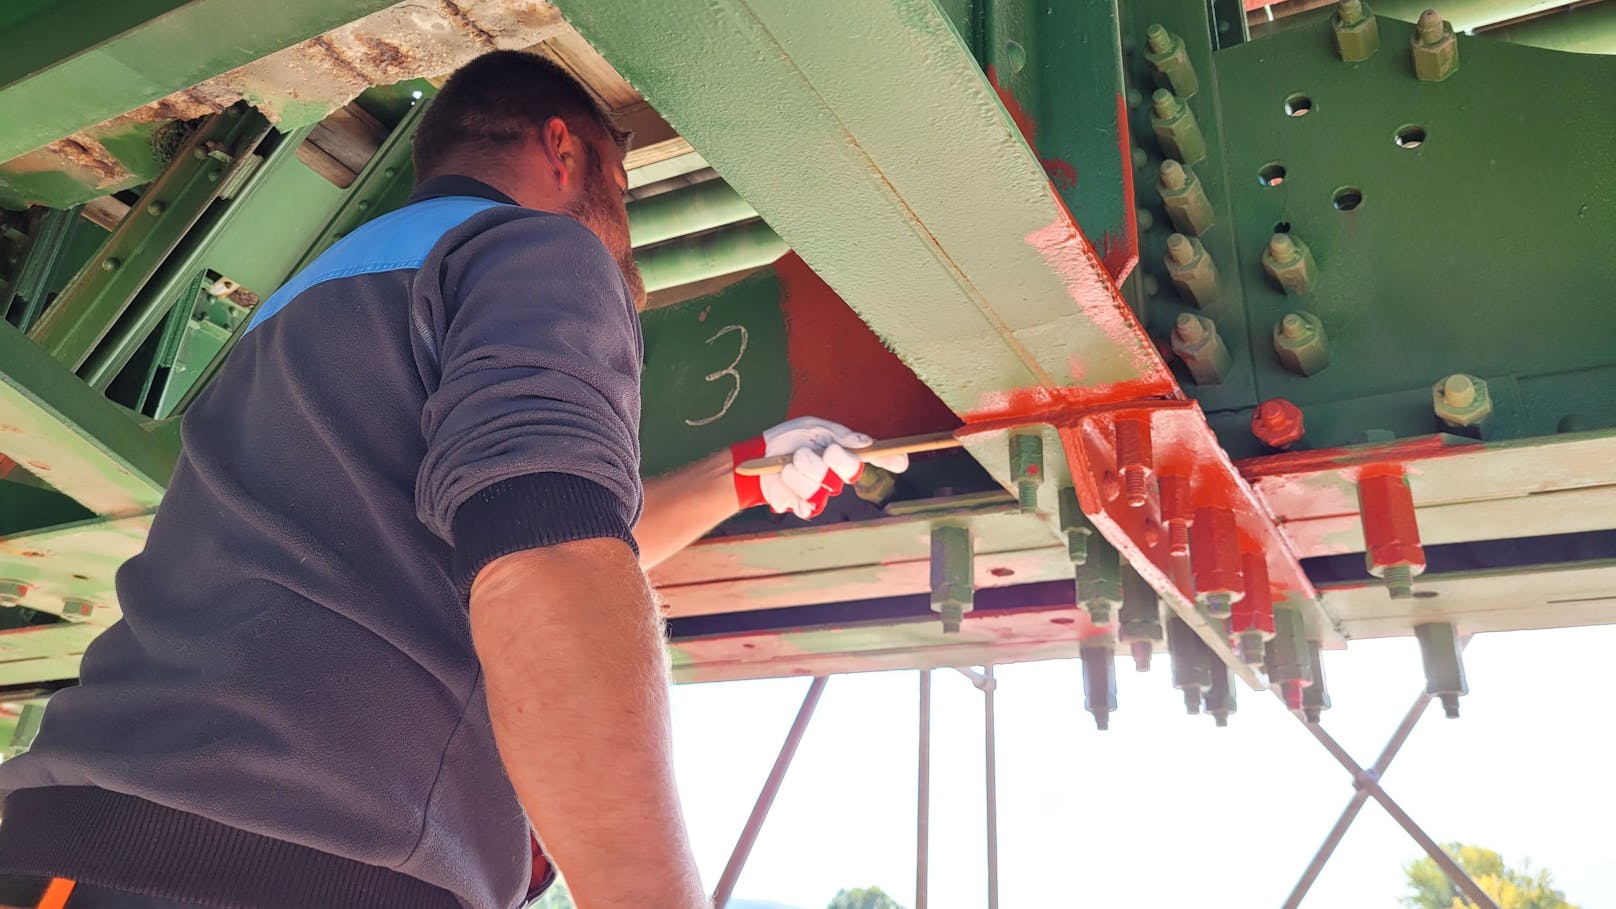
[712,675,828,909]
[983,664,999,909]
[916,669,931,909]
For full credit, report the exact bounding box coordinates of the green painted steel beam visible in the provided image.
[628,180,756,248]
[1483,2,1616,54]
[0,0,396,165]
[556,0,1172,420]
[637,220,786,292]
[26,107,271,373]
[1,205,81,331]
[1373,0,1579,31]
[0,322,174,515]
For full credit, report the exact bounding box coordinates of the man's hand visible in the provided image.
[730,417,911,520]
[471,539,707,909]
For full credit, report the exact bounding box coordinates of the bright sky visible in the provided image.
[670,624,1614,909]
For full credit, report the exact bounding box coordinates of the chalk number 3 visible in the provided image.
[684,324,748,427]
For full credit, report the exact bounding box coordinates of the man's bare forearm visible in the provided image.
[470,539,706,909]
[636,450,737,570]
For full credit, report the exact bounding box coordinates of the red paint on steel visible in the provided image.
[1356,470,1426,574]
[1103,92,1139,283]
[1237,434,1480,481]
[1235,551,1277,638]
[1190,506,1244,600]
[775,253,961,439]
[1251,398,1306,449]
[1158,472,1193,557]
[1115,415,1154,508]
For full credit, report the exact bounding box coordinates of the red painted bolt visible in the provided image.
[1282,679,1307,711]
[1190,507,1244,617]
[1231,552,1276,666]
[1251,398,1305,449]
[1158,473,1193,557]
[1357,469,1425,599]
[1115,417,1154,508]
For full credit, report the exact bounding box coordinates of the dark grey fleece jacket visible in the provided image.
[0,177,643,909]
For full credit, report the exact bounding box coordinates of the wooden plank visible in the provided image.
[539,30,641,108]
[626,136,693,171]
[80,196,129,232]
[294,141,356,188]
[305,105,386,175]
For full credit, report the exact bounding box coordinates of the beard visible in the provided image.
[567,154,648,312]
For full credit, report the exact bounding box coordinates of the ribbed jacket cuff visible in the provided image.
[452,473,636,589]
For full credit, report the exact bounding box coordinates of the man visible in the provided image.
[0,52,904,909]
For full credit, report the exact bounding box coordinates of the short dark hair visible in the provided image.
[412,51,621,180]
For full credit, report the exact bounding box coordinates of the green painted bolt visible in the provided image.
[62,598,97,617]
[930,525,974,634]
[1008,431,1044,514]
[1144,25,1198,98]
[1333,0,1380,61]
[101,257,122,272]
[853,465,897,505]
[1442,374,1474,407]
[1411,9,1459,81]
[1272,310,1330,376]
[1302,639,1332,723]
[357,200,372,212]
[1171,313,1232,385]
[1164,234,1218,308]
[206,167,222,182]
[1432,373,1491,429]
[1159,159,1187,191]
[1236,629,1267,666]
[1157,161,1214,235]
[383,167,399,179]
[1262,232,1318,295]
[146,201,167,216]
[1057,486,1092,566]
[1383,563,1415,599]
[1078,531,1122,626]
[1205,666,1237,727]
[1415,621,1466,718]
[1150,90,1206,165]
[1204,592,1233,618]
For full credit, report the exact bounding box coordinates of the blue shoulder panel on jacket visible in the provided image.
[244,196,508,334]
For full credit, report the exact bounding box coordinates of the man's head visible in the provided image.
[414,51,645,308]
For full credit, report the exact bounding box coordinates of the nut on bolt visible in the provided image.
[1171,313,1233,385]
[1262,233,1317,295]
[1114,417,1154,508]
[1251,398,1306,449]
[1333,0,1380,62]
[1273,311,1330,376]
[930,525,974,633]
[1150,90,1207,165]
[1164,234,1218,308]
[1144,24,1198,98]
[1156,161,1214,236]
[1411,9,1459,82]
[1432,373,1491,430]
[1008,430,1045,514]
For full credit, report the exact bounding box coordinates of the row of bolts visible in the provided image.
[1143,5,1487,449]
[926,425,1468,732]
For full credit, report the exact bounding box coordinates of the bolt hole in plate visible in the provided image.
[1284,93,1313,117]
[1273,220,1292,234]
[1413,590,1440,599]
[989,567,1015,578]
[71,574,89,581]
[1049,616,1076,625]
[1395,125,1427,148]
[1258,162,1287,187]
[1332,186,1363,211]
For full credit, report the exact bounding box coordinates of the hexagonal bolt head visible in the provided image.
[1333,0,1380,62]
[1171,313,1233,385]
[1157,161,1214,235]
[1251,398,1306,449]
[0,579,31,607]
[1262,233,1318,295]
[1150,90,1207,165]
[1432,373,1492,428]
[1164,234,1219,308]
[62,598,98,617]
[1411,10,1459,81]
[1272,311,1331,375]
[1144,24,1199,98]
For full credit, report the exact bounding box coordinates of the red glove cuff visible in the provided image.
[731,436,768,509]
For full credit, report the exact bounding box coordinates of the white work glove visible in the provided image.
[730,417,911,519]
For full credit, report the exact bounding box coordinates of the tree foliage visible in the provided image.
[826,886,906,909]
[1402,843,1579,909]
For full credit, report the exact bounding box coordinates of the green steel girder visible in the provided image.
[637,220,786,293]
[629,180,756,248]
[78,123,320,391]
[1,204,82,331]
[0,0,396,165]
[556,0,1172,416]
[26,106,271,373]
[0,322,173,515]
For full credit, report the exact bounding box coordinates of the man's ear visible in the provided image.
[538,116,573,189]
